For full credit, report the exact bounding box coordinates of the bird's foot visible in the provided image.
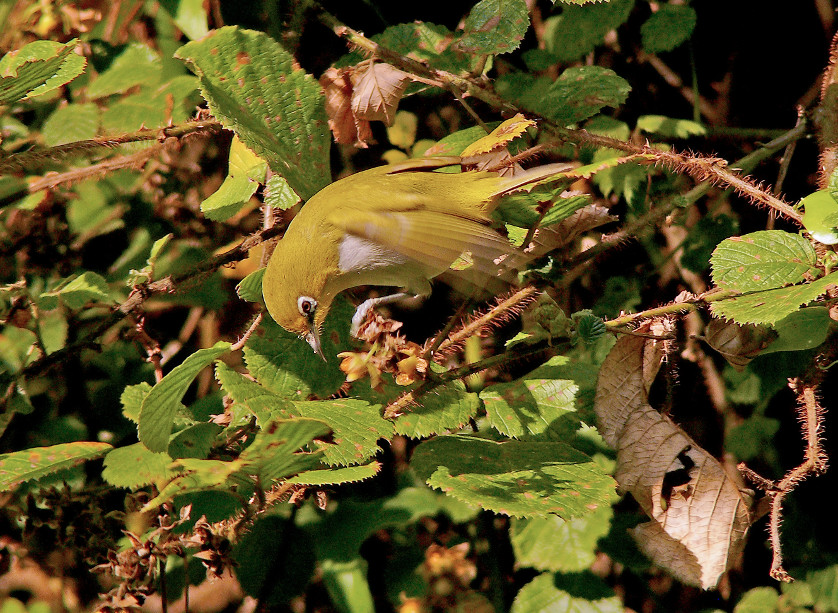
[350,292,419,338]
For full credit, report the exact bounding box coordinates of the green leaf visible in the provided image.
[216,364,392,466]
[394,383,481,438]
[641,5,697,53]
[710,271,838,325]
[497,188,591,229]
[86,44,161,99]
[215,361,289,425]
[243,302,350,400]
[102,443,175,489]
[636,114,706,138]
[511,505,613,572]
[320,559,376,613]
[42,103,99,146]
[238,418,329,482]
[510,572,623,613]
[234,516,315,605]
[480,356,594,438]
[733,587,779,613]
[288,462,382,485]
[590,148,649,204]
[411,434,615,518]
[497,67,631,126]
[0,40,86,104]
[761,307,832,354]
[159,0,209,41]
[424,123,503,156]
[801,189,838,245]
[586,116,631,141]
[138,342,231,452]
[175,26,331,200]
[146,458,242,508]
[39,271,114,309]
[121,382,151,423]
[100,75,198,132]
[457,0,530,55]
[710,230,820,292]
[294,399,393,466]
[168,422,223,459]
[237,268,266,304]
[0,442,112,491]
[544,0,634,62]
[264,174,301,210]
[201,136,268,221]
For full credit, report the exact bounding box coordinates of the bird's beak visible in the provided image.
[305,327,327,361]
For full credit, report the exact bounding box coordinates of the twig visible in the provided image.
[604,288,735,329]
[429,286,540,358]
[0,119,222,176]
[637,50,720,124]
[738,378,829,582]
[5,226,283,390]
[231,313,263,351]
[27,145,165,193]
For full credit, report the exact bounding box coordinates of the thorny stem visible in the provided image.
[231,313,263,351]
[739,379,829,582]
[320,6,807,225]
[3,225,283,395]
[604,288,735,329]
[430,286,540,358]
[0,119,222,176]
[559,120,809,288]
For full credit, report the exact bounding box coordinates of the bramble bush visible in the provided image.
[2,1,838,611]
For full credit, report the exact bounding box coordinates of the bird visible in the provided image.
[262,156,568,358]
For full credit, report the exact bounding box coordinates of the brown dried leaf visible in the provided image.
[350,61,412,126]
[320,67,373,147]
[594,320,752,589]
[538,203,617,250]
[703,318,776,371]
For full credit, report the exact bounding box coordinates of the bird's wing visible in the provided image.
[329,207,520,282]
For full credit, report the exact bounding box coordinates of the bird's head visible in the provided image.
[262,235,336,360]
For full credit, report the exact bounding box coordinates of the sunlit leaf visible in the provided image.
[0,442,112,491]
[138,342,231,452]
[176,26,331,200]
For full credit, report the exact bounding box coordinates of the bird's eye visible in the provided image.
[297,296,316,317]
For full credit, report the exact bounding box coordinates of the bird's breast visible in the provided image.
[330,234,442,295]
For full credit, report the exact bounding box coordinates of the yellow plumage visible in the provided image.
[262,156,566,356]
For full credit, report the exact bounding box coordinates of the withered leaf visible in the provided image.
[539,203,617,250]
[320,67,373,148]
[350,61,413,126]
[594,320,752,589]
[703,318,776,371]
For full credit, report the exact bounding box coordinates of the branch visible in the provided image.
[318,7,807,226]
[6,225,282,388]
[0,119,222,176]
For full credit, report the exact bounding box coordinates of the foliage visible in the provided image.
[1,1,837,612]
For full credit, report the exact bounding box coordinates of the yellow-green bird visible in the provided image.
[262,156,566,358]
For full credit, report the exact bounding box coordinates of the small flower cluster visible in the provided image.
[338,311,428,390]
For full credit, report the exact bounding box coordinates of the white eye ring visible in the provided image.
[297,296,317,317]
